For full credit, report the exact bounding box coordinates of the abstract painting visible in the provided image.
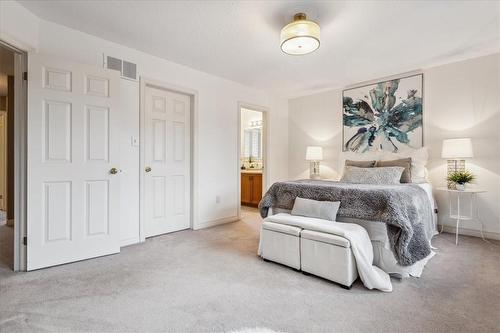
[342,74,423,152]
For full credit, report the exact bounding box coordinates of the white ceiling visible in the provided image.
[19,0,500,97]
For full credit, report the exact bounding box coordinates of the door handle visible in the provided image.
[145,166,152,173]
[109,167,120,175]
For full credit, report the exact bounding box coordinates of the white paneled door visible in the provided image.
[27,54,121,270]
[144,85,190,237]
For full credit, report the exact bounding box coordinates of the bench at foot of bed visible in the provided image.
[260,219,358,289]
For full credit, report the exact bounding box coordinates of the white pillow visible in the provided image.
[291,197,340,221]
[341,166,405,185]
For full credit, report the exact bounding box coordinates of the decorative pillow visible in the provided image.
[291,197,340,221]
[376,158,412,183]
[340,147,429,183]
[345,159,376,168]
[340,166,405,185]
[339,151,380,173]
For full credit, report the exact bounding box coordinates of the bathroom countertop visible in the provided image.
[241,169,263,174]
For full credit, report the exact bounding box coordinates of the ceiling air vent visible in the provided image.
[106,56,122,72]
[104,55,137,81]
[122,61,137,80]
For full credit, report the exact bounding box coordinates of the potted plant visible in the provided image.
[447,170,475,191]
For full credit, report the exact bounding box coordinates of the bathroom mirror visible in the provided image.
[243,128,262,159]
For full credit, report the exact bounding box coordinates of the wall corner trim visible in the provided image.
[193,215,239,230]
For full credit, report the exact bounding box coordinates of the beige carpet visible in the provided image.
[0,207,499,332]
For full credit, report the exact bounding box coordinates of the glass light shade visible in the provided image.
[281,14,320,55]
[441,138,473,159]
[306,146,323,161]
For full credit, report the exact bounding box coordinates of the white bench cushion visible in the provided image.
[262,221,301,237]
[301,229,351,248]
[265,213,364,238]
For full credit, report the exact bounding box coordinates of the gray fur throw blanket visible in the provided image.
[258,180,432,266]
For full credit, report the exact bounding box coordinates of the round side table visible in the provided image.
[436,187,487,245]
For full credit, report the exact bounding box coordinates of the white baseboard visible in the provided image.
[193,215,239,230]
[438,224,500,241]
[120,216,240,245]
[120,236,141,247]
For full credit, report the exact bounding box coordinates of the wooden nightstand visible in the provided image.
[436,187,487,245]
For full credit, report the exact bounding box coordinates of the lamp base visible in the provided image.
[447,159,465,189]
[310,173,321,180]
[309,161,321,180]
[447,159,465,174]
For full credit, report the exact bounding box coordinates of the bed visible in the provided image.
[262,180,438,278]
[337,182,437,277]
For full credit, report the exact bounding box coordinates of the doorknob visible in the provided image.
[109,167,120,175]
[145,166,152,173]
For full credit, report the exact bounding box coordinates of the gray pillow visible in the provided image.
[376,158,412,183]
[291,197,340,221]
[340,166,405,185]
[345,159,376,168]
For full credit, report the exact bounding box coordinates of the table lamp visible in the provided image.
[306,146,323,180]
[441,138,473,175]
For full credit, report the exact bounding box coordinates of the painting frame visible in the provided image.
[341,73,424,153]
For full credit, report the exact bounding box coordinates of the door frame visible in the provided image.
[139,77,198,242]
[237,103,269,220]
[0,111,7,212]
[0,39,28,271]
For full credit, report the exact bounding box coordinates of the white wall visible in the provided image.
[0,1,289,245]
[289,89,342,181]
[289,53,500,238]
[425,54,500,238]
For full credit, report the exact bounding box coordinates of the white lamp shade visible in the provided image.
[441,138,473,159]
[306,146,323,161]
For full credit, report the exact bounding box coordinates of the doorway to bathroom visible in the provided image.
[238,105,267,218]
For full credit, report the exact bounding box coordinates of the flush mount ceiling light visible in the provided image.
[280,13,320,55]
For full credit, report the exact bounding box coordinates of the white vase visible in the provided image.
[456,183,465,191]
